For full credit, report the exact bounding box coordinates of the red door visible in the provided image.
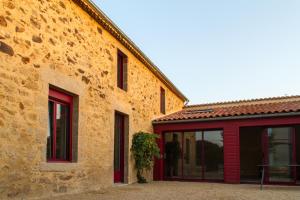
[114,113,125,183]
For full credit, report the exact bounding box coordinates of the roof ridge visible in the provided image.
[185,95,300,108]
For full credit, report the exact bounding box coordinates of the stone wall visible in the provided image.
[0,0,185,199]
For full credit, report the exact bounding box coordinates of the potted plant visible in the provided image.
[131,132,160,183]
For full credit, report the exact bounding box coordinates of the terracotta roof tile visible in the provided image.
[154,96,300,123]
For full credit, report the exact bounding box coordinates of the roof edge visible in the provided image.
[72,0,188,102]
[153,112,300,125]
[185,95,300,108]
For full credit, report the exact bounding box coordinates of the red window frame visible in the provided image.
[48,88,73,162]
[160,87,166,114]
[117,50,127,90]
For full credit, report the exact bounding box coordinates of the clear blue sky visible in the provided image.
[95,0,300,104]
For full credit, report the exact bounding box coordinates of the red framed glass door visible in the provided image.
[262,127,297,184]
[163,131,224,181]
[114,113,125,183]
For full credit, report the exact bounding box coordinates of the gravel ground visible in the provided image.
[40,182,300,200]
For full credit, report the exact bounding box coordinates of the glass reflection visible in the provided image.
[183,132,202,178]
[203,130,224,180]
[268,127,293,182]
[55,103,70,160]
[47,101,54,159]
[164,130,224,180]
[164,132,182,177]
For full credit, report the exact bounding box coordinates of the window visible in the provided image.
[117,50,128,90]
[160,87,166,114]
[47,88,73,162]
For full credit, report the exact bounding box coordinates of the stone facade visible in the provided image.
[0,0,185,199]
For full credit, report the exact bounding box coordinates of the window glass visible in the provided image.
[55,103,70,160]
[117,51,127,90]
[163,131,224,180]
[183,132,202,178]
[164,132,182,177]
[160,88,166,114]
[117,53,123,89]
[47,101,54,159]
[203,130,224,180]
[268,127,293,182]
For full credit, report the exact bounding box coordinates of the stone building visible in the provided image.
[2,0,300,199]
[0,0,187,198]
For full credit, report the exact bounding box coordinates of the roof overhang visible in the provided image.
[72,0,188,102]
[152,112,300,125]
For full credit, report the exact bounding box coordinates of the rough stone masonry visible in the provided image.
[0,0,185,199]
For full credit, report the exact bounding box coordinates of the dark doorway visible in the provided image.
[240,127,264,182]
[114,112,125,183]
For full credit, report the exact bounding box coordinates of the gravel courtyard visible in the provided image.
[40,181,300,200]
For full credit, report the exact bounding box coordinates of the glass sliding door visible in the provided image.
[164,130,224,181]
[203,130,224,180]
[267,127,294,183]
[183,132,202,178]
[164,132,183,178]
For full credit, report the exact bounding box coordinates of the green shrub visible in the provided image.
[131,131,160,183]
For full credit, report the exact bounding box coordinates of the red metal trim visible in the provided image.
[49,88,72,103]
[154,116,300,131]
[154,129,164,181]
